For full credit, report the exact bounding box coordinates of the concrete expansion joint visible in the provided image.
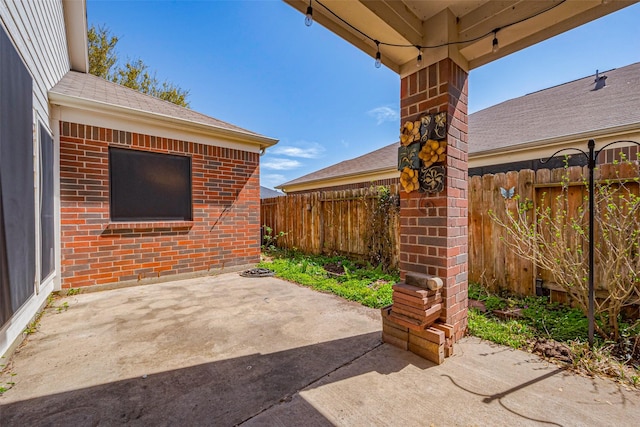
[236,340,384,426]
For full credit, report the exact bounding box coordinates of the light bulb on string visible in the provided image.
[492,31,499,53]
[305,1,313,27]
[416,47,423,68]
[374,41,381,68]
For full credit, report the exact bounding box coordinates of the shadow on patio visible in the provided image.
[1,331,416,425]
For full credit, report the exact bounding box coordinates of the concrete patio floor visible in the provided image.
[0,273,638,426]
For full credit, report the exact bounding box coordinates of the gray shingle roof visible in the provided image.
[260,186,283,199]
[470,62,640,152]
[280,62,640,188]
[50,71,261,136]
[279,143,398,188]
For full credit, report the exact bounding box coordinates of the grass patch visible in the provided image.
[469,283,589,343]
[258,250,398,308]
[520,297,589,342]
[467,309,535,348]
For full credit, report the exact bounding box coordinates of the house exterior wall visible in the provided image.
[59,121,261,289]
[0,0,69,124]
[0,0,70,357]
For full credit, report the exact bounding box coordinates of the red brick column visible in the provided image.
[399,58,469,341]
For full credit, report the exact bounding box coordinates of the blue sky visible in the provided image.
[87,1,640,190]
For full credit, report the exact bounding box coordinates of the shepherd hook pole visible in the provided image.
[587,139,595,348]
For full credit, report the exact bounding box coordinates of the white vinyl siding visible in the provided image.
[0,0,70,358]
[0,0,69,125]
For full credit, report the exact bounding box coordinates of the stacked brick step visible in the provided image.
[381,272,454,364]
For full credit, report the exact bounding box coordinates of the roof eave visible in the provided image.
[49,90,279,149]
[277,166,398,192]
[470,122,640,159]
[62,0,89,73]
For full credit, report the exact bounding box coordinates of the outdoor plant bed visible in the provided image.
[468,283,640,388]
[258,249,398,308]
[469,298,524,320]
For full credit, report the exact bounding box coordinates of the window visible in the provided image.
[1,24,35,324]
[40,124,55,281]
[109,147,192,221]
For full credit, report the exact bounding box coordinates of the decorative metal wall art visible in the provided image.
[420,166,445,193]
[419,115,433,143]
[499,186,515,199]
[433,111,447,140]
[400,120,420,146]
[400,167,419,193]
[398,111,448,193]
[418,139,447,168]
[398,142,421,170]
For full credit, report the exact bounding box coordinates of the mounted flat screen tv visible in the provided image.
[109,147,192,221]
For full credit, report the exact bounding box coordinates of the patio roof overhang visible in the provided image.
[284,0,636,75]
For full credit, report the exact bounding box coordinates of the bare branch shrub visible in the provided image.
[490,161,640,340]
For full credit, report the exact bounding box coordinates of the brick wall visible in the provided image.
[60,121,260,288]
[399,58,469,341]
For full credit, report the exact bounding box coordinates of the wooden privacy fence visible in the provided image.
[261,185,400,269]
[470,163,640,296]
[262,163,638,297]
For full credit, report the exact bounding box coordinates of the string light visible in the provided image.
[492,31,499,53]
[305,0,313,27]
[305,0,567,69]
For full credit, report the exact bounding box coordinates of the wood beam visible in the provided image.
[457,0,522,34]
[358,0,423,46]
[465,0,634,69]
[458,0,552,42]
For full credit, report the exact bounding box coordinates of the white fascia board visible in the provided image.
[278,168,398,193]
[470,124,640,167]
[49,92,279,152]
[62,0,89,73]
